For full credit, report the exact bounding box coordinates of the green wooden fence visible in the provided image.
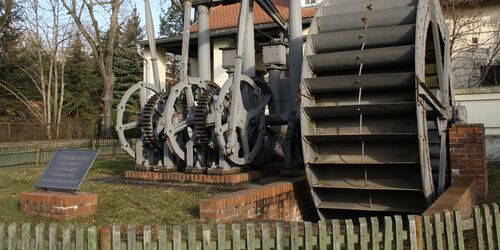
[1,203,499,249]
[0,139,135,168]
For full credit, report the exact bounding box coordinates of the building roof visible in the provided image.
[190,0,317,32]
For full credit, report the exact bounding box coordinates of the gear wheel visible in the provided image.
[195,89,216,146]
[194,83,220,146]
[140,91,169,148]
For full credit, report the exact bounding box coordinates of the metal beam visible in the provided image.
[144,0,161,89]
[255,0,287,32]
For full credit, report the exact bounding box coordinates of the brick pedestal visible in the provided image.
[449,124,488,198]
[424,178,477,219]
[124,171,261,185]
[19,191,97,220]
[199,177,316,222]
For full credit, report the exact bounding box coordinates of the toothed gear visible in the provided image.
[140,91,169,148]
[194,82,220,146]
[195,90,216,146]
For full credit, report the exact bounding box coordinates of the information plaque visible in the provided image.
[36,150,99,192]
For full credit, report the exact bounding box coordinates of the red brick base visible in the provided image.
[199,177,316,223]
[424,178,477,219]
[124,170,261,185]
[449,124,488,198]
[19,191,97,220]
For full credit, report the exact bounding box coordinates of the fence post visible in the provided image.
[394,216,404,250]
[100,226,112,250]
[261,224,271,250]
[35,224,44,250]
[203,225,211,250]
[483,204,494,250]
[434,213,444,250]
[318,221,327,250]
[21,223,30,250]
[345,220,355,250]
[493,204,500,250]
[246,224,255,250]
[276,222,284,250]
[454,210,465,250]
[0,223,4,250]
[48,224,57,250]
[414,216,425,250]
[68,123,72,139]
[359,218,368,250]
[63,224,71,250]
[128,225,137,250]
[35,146,41,168]
[173,225,182,250]
[332,219,341,250]
[88,226,97,250]
[384,216,393,250]
[370,217,380,250]
[143,225,152,250]
[76,225,84,250]
[112,225,121,250]
[8,223,17,250]
[7,123,11,141]
[232,224,241,250]
[188,225,196,250]
[444,210,455,250]
[475,206,485,250]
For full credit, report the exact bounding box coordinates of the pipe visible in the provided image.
[288,0,303,112]
[144,0,161,90]
[181,1,192,82]
[136,44,149,107]
[197,4,212,81]
[268,68,281,114]
[243,1,256,77]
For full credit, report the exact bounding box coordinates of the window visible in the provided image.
[480,64,500,86]
[472,37,479,45]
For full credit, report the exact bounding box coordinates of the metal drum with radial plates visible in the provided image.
[300,0,453,219]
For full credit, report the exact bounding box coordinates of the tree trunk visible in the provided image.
[100,71,115,138]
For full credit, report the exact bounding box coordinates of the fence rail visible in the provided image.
[0,139,134,168]
[0,122,98,142]
[1,204,499,250]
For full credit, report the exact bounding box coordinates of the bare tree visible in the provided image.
[0,0,70,139]
[0,0,14,34]
[442,0,500,88]
[61,0,123,138]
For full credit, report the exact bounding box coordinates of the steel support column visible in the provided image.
[243,1,256,77]
[288,0,303,112]
[197,4,212,81]
[144,0,161,89]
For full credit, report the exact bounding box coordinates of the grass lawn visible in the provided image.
[0,156,211,226]
[1,156,499,227]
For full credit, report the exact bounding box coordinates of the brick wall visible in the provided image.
[424,178,477,219]
[124,171,261,185]
[449,124,488,198]
[19,191,97,220]
[199,177,316,223]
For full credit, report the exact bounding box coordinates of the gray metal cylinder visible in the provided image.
[268,69,281,115]
[144,0,161,89]
[197,4,212,81]
[288,0,303,111]
[243,1,256,77]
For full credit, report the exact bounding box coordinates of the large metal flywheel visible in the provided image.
[300,0,453,218]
